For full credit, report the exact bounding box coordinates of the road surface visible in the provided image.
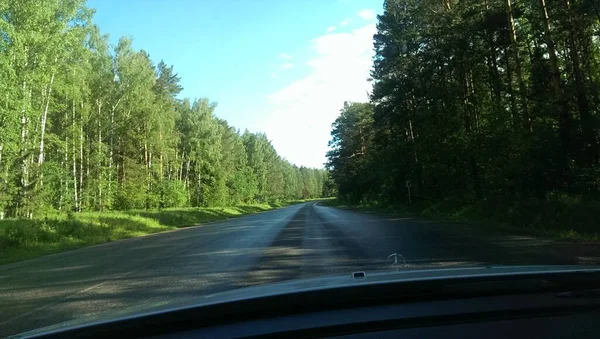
[1,202,598,336]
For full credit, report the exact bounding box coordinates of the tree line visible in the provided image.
[328,0,599,205]
[0,0,328,219]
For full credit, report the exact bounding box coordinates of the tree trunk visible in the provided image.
[117,136,122,185]
[443,0,452,11]
[60,109,68,211]
[503,45,519,131]
[185,158,191,190]
[98,101,103,210]
[108,104,115,206]
[18,80,28,217]
[159,131,164,180]
[506,0,530,131]
[540,0,571,155]
[20,112,28,217]
[72,101,79,212]
[144,139,149,170]
[172,151,178,181]
[186,159,191,204]
[86,132,90,208]
[107,97,122,208]
[408,118,422,197]
[144,138,150,207]
[79,102,84,210]
[37,70,55,169]
[483,9,503,122]
[563,0,597,164]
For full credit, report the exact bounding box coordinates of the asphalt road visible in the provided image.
[1,202,598,336]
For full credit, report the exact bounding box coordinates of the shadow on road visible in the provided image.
[2,203,600,337]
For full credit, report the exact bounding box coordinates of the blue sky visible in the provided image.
[88,0,382,168]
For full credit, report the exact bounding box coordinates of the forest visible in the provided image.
[0,0,328,220]
[327,0,600,231]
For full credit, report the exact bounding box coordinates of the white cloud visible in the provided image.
[340,19,350,26]
[263,24,376,168]
[327,26,336,32]
[279,52,292,59]
[280,63,294,69]
[358,9,376,20]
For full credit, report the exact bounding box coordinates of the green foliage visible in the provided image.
[327,102,375,203]
[156,180,187,208]
[328,0,600,204]
[326,0,600,234]
[0,1,328,220]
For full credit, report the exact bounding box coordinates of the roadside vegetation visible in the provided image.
[322,197,600,242]
[0,1,337,264]
[326,2,600,241]
[0,1,335,221]
[0,200,320,265]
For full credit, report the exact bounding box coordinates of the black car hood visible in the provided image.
[13,265,600,338]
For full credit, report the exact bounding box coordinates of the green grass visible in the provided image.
[125,205,273,228]
[0,200,319,265]
[321,195,600,242]
[0,212,172,265]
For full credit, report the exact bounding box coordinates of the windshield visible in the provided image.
[1,0,600,336]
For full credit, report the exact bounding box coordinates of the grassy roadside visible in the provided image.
[0,200,317,265]
[320,198,600,243]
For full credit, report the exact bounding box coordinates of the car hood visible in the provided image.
[13,265,600,338]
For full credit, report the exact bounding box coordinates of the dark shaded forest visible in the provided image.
[327,0,600,230]
[0,0,329,219]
